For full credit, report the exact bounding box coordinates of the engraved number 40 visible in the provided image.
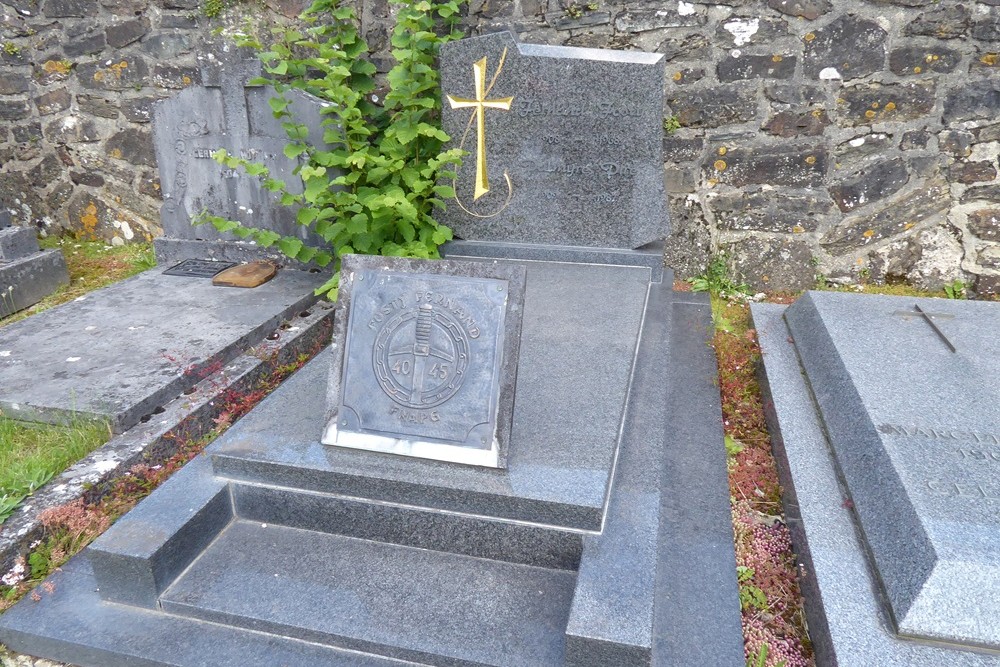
[392,360,411,375]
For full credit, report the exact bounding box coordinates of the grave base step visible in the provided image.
[160,519,576,667]
[0,249,68,318]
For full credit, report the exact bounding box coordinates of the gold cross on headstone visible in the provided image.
[447,57,513,201]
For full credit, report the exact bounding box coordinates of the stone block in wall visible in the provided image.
[106,18,150,48]
[77,94,121,119]
[43,0,98,18]
[976,274,1000,297]
[0,99,31,121]
[888,45,960,76]
[662,194,711,279]
[33,59,74,86]
[705,143,827,188]
[867,237,919,283]
[866,0,936,6]
[0,72,30,95]
[943,80,1000,125]
[900,129,931,150]
[948,161,998,184]
[968,209,1000,241]
[765,82,824,105]
[834,131,893,162]
[904,4,970,39]
[667,85,757,128]
[658,33,711,63]
[715,16,789,47]
[100,0,150,16]
[668,68,706,85]
[67,191,159,244]
[0,173,47,228]
[828,158,909,213]
[962,185,1000,204]
[64,24,107,57]
[710,188,833,233]
[767,0,831,21]
[837,81,935,126]
[938,130,974,158]
[71,171,106,187]
[141,34,194,60]
[978,123,1000,143]
[820,179,950,255]
[980,245,1000,270]
[906,226,964,291]
[802,15,887,81]
[151,65,200,89]
[28,154,65,189]
[34,88,71,116]
[77,58,150,91]
[614,8,705,32]
[543,10,610,30]
[105,127,155,168]
[763,108,829,137]
[717,53,795,82]
[663,136,704,163]
[971,9,1000,42]
[724,235,815,291]
[43,115,103,143]
[121,96,163,123]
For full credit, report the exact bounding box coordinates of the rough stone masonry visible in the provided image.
[0,0,998,293]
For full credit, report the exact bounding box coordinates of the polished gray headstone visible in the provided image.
[0,266,324,431]
[755,294,1000,665]
[439,31,668,248]
[324,255,525,468]
[153,46,329,251]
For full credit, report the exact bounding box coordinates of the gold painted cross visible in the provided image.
[447,57,513,201]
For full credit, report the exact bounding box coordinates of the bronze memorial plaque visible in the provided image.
[323,255,526,468]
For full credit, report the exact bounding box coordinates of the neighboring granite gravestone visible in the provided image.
[0,206,69,318]
[439,31,668,249]
[153,46,329,255]
[323,255,526,468]
[754,292,1000,665]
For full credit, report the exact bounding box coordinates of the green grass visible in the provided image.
[1,237,156,328]
[0,416,112,524]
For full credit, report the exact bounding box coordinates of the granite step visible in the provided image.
[160,519,576,667]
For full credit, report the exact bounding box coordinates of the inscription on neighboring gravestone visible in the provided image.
[439,31,668,249]
[323,255,526,468]
[153,46,330,246]
[784,292,1000,649]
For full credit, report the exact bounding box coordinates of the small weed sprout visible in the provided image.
[663,115,681,135]
[943,279,967,300]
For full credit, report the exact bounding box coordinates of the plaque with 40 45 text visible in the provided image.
[323,255,526,468]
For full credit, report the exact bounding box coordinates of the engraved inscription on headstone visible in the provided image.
[439,31,668,249]
[153,46,331,246]
[162,258,236,278]
[323,255,526,468]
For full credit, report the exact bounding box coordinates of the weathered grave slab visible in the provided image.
[323,255,526,468]
[755,292,1000,664]
[0,220,69,318]
[439,31,668,248]
[153,45,330,262]
[0,265,324,431]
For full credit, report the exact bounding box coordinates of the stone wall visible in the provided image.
[0,0,306,246]
[1,0,998,293]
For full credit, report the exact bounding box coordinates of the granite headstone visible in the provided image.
[439,31,668,249]
[780,292,1000,651]
[153,46,330,247]
[323,254,526,468]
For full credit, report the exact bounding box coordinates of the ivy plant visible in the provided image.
[199,0,466,298]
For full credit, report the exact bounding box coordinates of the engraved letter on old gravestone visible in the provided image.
[323,255,525,468]
[152,46,330,246]
[439,31,668,249]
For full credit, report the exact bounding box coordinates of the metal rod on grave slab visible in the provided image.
[914,304,957,353]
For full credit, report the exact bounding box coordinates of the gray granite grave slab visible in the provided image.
[0,248,69,318]
[323,255,526,468]
[153,45,330,262]
[215,259,650,531]
[0,265,324,431]
[439,32,668,248]
[0,226,38,261]
[751,296,1000,667]
[0,256,744,667]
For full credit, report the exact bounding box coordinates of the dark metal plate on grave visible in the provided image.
[324,255,526,468]
[162,258,237,278]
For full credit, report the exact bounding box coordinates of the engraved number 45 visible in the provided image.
[429,364,449,380]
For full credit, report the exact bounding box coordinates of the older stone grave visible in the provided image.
[0,47,331,432]
[0,34,744,667]
[754,291,1000,665]
[152,45,330,266]
[439,31,667,249]
[0,206,69,318]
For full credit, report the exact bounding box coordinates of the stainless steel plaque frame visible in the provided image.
[323,255,526,468]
